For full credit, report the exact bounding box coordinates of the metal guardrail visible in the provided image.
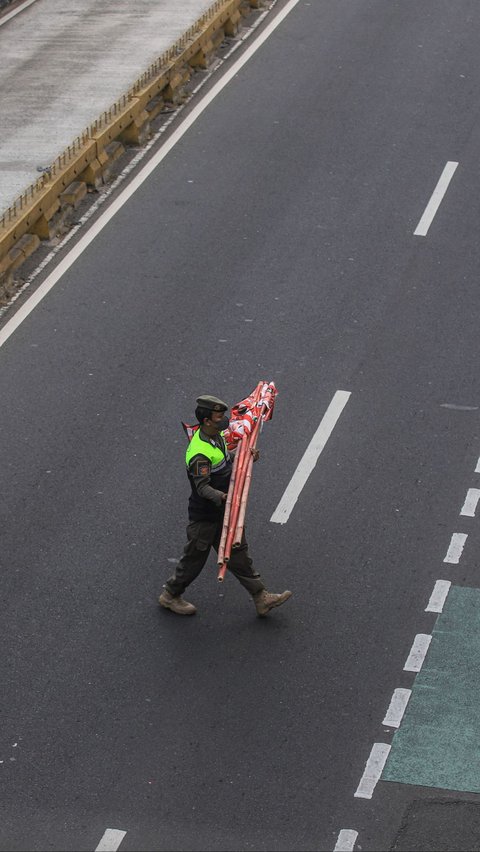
[0,0,234,230]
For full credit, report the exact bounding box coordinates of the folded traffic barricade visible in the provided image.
[217,380,277,581]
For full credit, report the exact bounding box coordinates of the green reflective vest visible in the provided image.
[185,429,229,471]
[185,429,231,522]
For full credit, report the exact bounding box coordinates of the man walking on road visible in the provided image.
[159,394,292,617]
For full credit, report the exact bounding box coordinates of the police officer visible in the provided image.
[159,394,292,617]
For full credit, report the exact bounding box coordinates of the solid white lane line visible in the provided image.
[94,829,126,852]
[354,743,390,799]
[425,579,451,613]
[382,688,411,728]
[475,457,480,474]
[404,634,431,672]
[0,0,303,350]
[444,532,468,563]
[414,161,458,237]
[333,829,359,851]
[270,390,351,525]
[0,0,38,27]
[460,488,480,517]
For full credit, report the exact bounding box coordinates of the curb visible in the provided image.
[0,0,267,303]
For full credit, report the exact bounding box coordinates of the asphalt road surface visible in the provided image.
[2,1,480,850]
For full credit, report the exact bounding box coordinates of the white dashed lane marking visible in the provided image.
[414,161,458,236]
[270,390,351,525]
[333,829,359,851]
[460,488,480,518]
[443,532,468,563]
[425,580,451,613]
[382,688,412,728]
[94,829,126,852]
[404,634,431,672]
[354,743,391,799]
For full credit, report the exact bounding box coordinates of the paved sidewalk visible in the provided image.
[0,0,214,213]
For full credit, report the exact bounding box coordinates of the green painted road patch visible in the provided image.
[383,586,480,793]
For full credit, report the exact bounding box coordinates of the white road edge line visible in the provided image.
[0,0,303,350]
[270,390,351,525]
[425,579,451,613]
[404,633,431,672]
[460,487,480,518]
[414,160,458,237]
[382,688,411,728]
[94,828,126,852]
[475,456,480,474]
[354,743,390,799]
[333,829,359,852]
[444,532,468,563]
[0,0,38,27]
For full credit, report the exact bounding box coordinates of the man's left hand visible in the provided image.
[251,448,260,462]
